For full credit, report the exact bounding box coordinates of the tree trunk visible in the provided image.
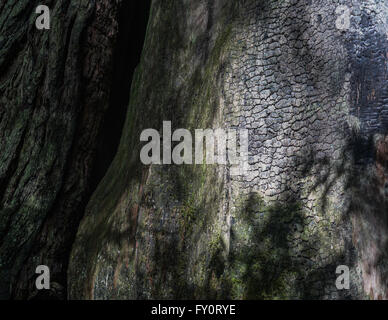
[69,0,388,299]
[0,0,150,299]
[2,0,387,300]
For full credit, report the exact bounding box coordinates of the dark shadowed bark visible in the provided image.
[0,0,150,299]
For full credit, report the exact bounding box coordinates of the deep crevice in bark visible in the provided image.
[29,1,152,301]
[0,0,151,300]
[90,1,152,191]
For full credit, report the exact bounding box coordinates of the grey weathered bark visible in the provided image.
[0,0,150,299]
[69,0,388,299]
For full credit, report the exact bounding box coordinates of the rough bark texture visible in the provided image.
[68,0,388,299]
[1,0,387,300]
[0,0,150,299]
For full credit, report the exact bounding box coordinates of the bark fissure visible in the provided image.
[0,0,151,300]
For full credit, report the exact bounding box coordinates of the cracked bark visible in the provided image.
[69,0,388,300]
[1,0,387,300]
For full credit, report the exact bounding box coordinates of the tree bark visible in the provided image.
[69,0,388,299]
[1,0,387,300]
[0,0,151,299]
